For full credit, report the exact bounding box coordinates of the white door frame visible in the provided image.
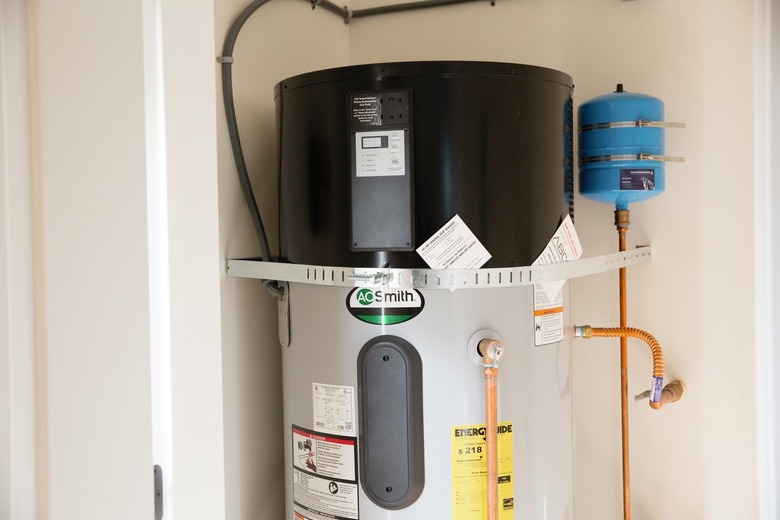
[0,0,37,517]
[755,0,779,518]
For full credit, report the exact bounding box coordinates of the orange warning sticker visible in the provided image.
[533,306,564,317]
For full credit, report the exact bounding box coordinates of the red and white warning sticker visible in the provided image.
[292,425,359,520]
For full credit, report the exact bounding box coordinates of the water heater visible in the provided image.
[274,61,575,520]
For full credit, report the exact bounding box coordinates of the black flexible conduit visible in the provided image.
[221,0,498,296]
[220,0,275,264]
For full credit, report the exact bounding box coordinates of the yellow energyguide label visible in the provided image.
[451,421,514,519]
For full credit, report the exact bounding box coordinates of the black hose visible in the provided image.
[221,0,275,263]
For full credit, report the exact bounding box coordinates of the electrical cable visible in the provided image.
[220,0,274,265]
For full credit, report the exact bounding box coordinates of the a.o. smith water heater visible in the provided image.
[274,61,575,520]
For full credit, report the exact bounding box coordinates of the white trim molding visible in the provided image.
[0,0,37,517]
[755,0,778,518]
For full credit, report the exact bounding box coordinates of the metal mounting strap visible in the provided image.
[578,120,685,132]
[226,246,652,291]
[580,153,685,164]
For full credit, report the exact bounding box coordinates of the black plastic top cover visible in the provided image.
[275,61,574,268]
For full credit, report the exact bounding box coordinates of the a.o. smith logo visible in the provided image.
[347,288,424,325]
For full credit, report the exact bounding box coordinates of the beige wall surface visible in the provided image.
[220,0,759,519]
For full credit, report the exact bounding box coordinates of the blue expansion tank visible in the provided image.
[578,84,682,208]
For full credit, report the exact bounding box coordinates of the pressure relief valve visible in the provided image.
[478,338,504,367]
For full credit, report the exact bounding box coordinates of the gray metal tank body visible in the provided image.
[282,282,573,519]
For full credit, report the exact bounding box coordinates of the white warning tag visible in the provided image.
[416,214,491,270]
[532,215,582,346]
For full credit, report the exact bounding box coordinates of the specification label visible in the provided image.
[451,421,515,520]
[313,383,355,435]
[292,425,359,520]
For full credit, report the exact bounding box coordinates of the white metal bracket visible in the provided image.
[227,246,651,291]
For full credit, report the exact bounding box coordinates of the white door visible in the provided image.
[0,0,227,518]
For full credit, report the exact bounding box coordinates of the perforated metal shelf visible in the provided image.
[227,246,651,291]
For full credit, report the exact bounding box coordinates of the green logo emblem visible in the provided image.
[346,287,425,325]
[355,288,375,306]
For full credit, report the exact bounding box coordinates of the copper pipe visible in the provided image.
[616,208,631,520]
[484,366,498,520]
[479,339,503,520]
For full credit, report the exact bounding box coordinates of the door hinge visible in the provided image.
[154,465,163,519]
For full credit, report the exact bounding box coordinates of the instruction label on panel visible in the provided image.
[354,130,406,178]
[313,383,356,436]
[417,214,492,270]
[350,94,382,126]
[292,425,359,520]
[451,422,514,519]
[532,215,582,346]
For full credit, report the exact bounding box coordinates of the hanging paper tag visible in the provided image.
[532,215,582,346]
[416,214,491,270]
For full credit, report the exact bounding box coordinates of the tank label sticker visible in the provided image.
[354,130,406,178]
[533,287,565,345]
[350,94,382,126]
[417,214,492,269]
[532,214,582,346]
[620,168,656,191]
[451,422,515,519]
[313,383,356,436]
[346,287,425,325]
[292,425,359,520]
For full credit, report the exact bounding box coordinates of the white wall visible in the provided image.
[213,2,350,519]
